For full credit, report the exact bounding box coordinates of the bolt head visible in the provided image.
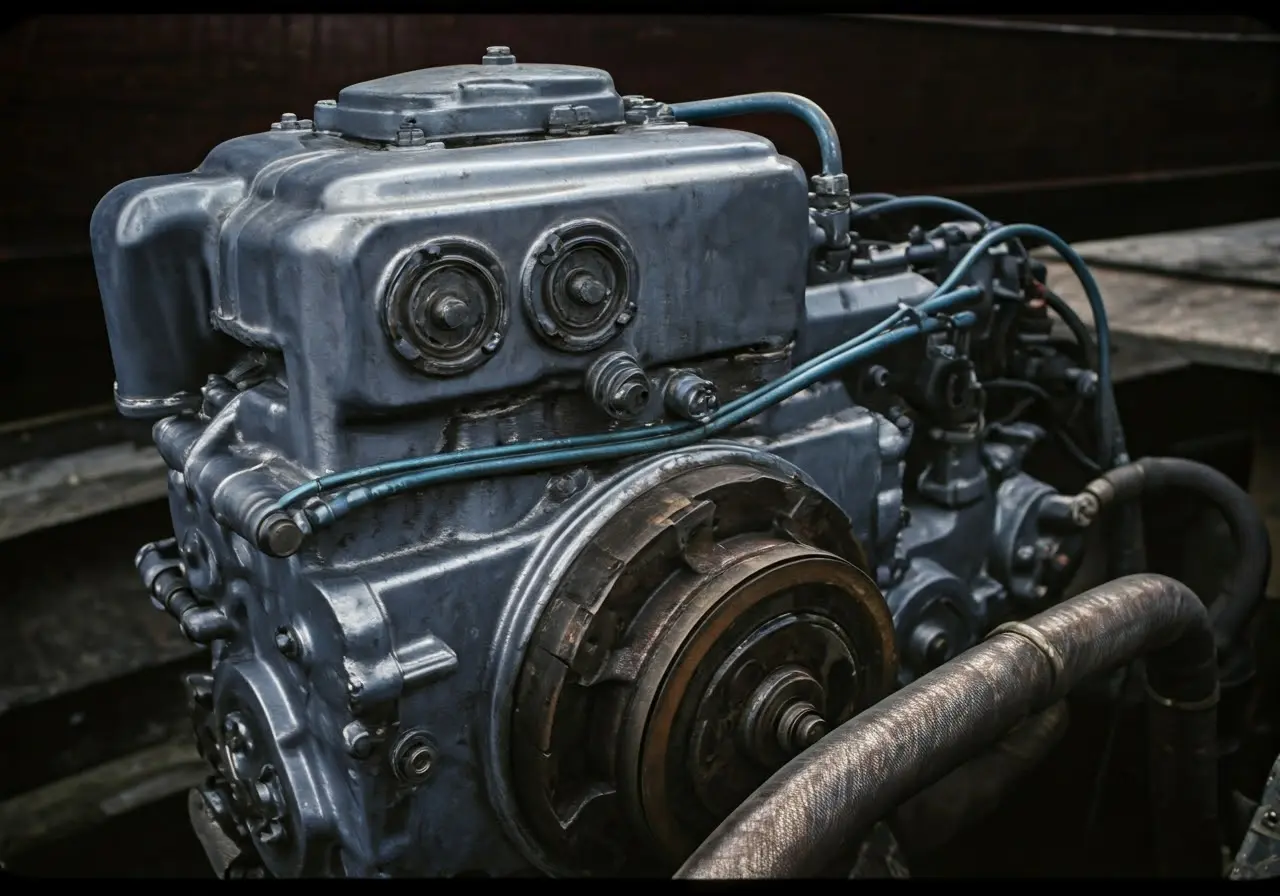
[566,270,609,306]
[1264,809,1279,828]
[482,46,515,65]
[428,295,470,330]
[274,627,299,658]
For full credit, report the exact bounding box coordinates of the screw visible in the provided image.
[1014,544,1036,565]
[566,270,610,306]
[1264,809,1278,829]
[429,295,470,330]
[274,626,300,659]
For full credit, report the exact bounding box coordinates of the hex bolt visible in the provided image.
[566,270,610,306]
[390,730,437,786]
[482,46,516,66]
[429,295,470,330]
[1014,544,1036,566]
[664,371,719,423]
[274,626,300,659]
[863,365,891,391]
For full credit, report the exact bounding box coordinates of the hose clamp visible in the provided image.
[1144,680,1221,712]
[987,621,1067,698]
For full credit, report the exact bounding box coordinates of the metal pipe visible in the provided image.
[668,93,843,176]
[888,701,1070,856]
[676,573,1221,878]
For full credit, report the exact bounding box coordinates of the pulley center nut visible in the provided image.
[566,270,610,306]
[428,294,471,330]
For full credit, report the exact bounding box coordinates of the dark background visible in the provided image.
[0,13,1277,877]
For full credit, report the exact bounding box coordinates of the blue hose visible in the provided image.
[275,286,984,512]
[931,223,1121,463]
[306,312,978,528]
[668,93,843,176]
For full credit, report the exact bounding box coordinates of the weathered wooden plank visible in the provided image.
[0,442,168,543]
[0,739,205,859]
[1068,218,1280,288]
[1042,260,1280,376]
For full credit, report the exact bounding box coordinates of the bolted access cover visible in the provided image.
[312,47,626,144]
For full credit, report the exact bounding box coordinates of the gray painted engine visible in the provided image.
[91,47,1084,878]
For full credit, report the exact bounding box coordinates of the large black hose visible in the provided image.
[1076,456,1272,647]
[675,573,1220,879]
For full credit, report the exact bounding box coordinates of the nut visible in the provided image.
[390,729,437,786]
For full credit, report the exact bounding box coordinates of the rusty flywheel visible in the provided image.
[510,460,898,875]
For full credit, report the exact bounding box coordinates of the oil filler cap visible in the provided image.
[312,46,625,144]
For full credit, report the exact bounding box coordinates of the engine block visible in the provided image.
[92,47,1086,878]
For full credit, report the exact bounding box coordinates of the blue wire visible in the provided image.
[306,312,978,528]
[851,192,898,205]
[668,93,843,177]
[849,195,991,225]
[276,222,1121,526]
[931,223,1119,462]
[274,286,984,512]
[848,195,1030,260]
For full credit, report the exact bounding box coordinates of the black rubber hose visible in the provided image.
[675,573,1220,879]
[1040,287,1099,371]
[888,701,1070,856]
[1078,456,1272,647]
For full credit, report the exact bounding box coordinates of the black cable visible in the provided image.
[1040,288,1099,371]
[981,379,1102,474]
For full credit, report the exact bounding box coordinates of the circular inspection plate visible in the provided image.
[382,238,508,376]
[521,219,639,353]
